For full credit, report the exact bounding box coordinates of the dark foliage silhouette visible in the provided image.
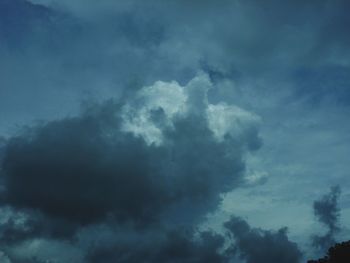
[308,240,350,263]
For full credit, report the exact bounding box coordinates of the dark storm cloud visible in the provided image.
[312,186,341,251]
[0,71,266,261]
[0,80,259,233]
[85,216,302,263]
[0,211,41,245]
[224,216,302,263]
[0,206,84,242]
[86,229,226,263]
[1,102,166,227]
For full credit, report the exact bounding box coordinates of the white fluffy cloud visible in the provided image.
[207,102,261,142]
[121,73,260,146]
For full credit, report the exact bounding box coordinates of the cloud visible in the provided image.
[0,75,260,234]
[2,0,350,137]
[312,186,341,251]
[0,74,303,262]
[0,0,54,45]
[224,216,302,263]
[0,251,11,263]
[0,194,306,262]
[85,216,302,263]
[1,0,349,261]
[0,208,41,246]
[86,228,227,263]
[121,73,261,147]
[3,237,83,263]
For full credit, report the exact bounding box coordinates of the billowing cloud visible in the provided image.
[224,216,302,263]
[0,72,304,262]
[0,74,302,262]
[85,216,302,263]
[0,75,260,234]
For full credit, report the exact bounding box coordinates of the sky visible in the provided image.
[0,0,350,262]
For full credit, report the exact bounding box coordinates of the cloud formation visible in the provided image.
[224,216,302,263]
[1,0,349,262]
[1,75,260,229]
[85,216,302,263]
[0,75,285,262]
[86,228,227,263]
[2,0,350,137]
[312,186,341,251]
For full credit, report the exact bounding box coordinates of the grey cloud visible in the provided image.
[4,0,350,91]
[2,0,350,138]
[224,216,302,263]
[85,216,302,263]
[314,186,341,234]
[291,66,350,107]
[1,0,349,261]
[0,76,260,234]
[0,74,268,262]
[86,229,226,263]
[312,186,341,251]
[0,206,83,243]
[0,210,41,246]
[0,196,303,262]
[0,251,10,263]
[1,101,168,227]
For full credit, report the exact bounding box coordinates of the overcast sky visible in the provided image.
[1,0,350,262]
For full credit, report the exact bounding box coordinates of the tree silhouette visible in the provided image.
[308,240,350,263]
